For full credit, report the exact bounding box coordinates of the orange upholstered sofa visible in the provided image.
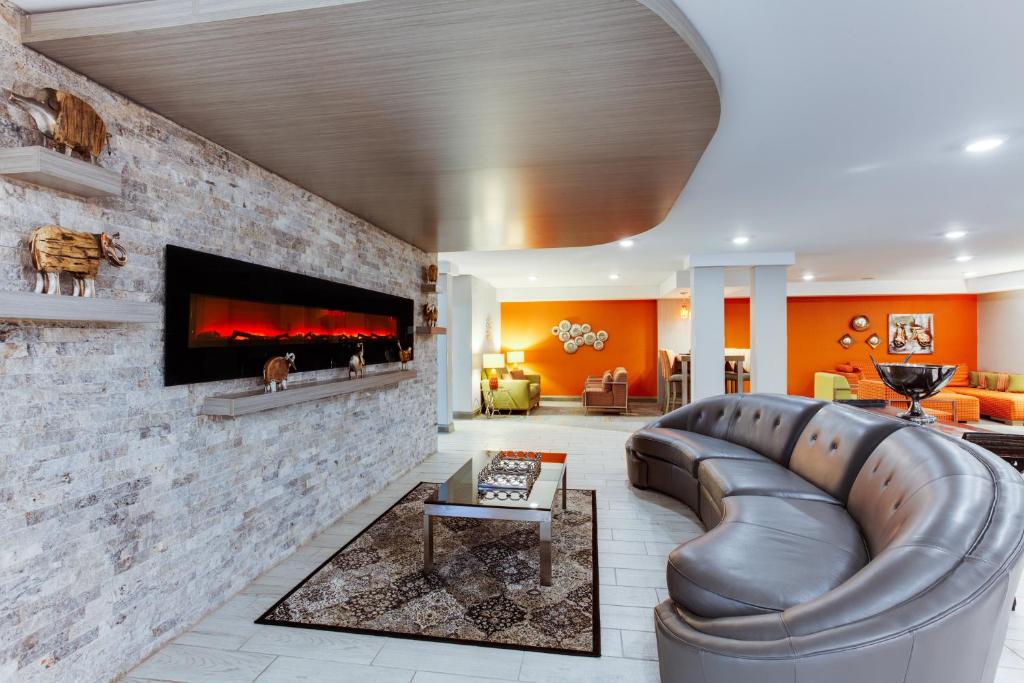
[857,365,1024,425]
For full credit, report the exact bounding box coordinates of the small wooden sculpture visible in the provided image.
[397,340,413,370]
[263,353,296,393]
[29,225,128,296]
[423,304,438,328]
[425,264,438,284]
[348,342,365,379]
[9,88,109,162]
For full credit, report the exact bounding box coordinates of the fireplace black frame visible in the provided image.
[164,245,414,386]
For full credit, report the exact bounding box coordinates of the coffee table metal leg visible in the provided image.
[423,511,434,573]
[561,467,567,510]
[539,517,552,586]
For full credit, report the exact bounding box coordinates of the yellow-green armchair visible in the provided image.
[480,370,541,414]
[814,372,855,401]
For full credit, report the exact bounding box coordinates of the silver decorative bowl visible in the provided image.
[871,360,958,424]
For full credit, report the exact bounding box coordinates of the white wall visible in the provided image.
[450,275,501,415]
[978,290,1024,373]
[656,298,692,403]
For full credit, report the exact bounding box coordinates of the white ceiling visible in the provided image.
[13,0,139,9]
[14,0,1024,294]
[445,0,1024,293]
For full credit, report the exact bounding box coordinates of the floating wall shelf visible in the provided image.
[0,291,160,323]
[200,369,418,417]
[0,146,121,198]
[416,326,446,335]
[421,283,445,294]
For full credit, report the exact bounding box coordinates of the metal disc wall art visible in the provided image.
[551,320,609,353]
[866,333,881,349]
[838,333,854,349]
[851,315,870,331]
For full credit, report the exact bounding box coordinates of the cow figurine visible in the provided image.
[397,340,412,370]
[9,88,109,163]
[348,342,365,379]
[263,353,296,393]
[30,225,127,297]
[423,304,438,328]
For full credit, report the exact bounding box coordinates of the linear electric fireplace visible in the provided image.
[164,246,414,386]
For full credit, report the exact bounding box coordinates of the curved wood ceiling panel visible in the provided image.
[25,0,720,251]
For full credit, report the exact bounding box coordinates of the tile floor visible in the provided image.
[128,409,1024,682]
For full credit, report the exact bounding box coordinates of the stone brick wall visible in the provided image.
[0,4,437,680]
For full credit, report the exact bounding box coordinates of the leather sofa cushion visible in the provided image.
[627,427,768,476]
[699,458,839,510]
[667,496,867,617]
[787,404,906,502]
[724,394,825,465]
[656,394,741,440]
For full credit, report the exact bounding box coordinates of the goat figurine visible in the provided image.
[263,353,296,393]
[348,342,365,379]
[423,304,438,328]
[30,225,127,297]
[397,340,413,370]
[9,87,109,163]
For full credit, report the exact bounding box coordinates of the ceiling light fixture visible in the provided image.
[618,239,634,248]
[955,255,973,263]
[609,273,620,280]
[944,229,967,240]
[802,273,815,281]
[964,136,1006,153]
[732,236,750,246]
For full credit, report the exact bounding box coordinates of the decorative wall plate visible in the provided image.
[574,335,584,347]
[866,333,881,349]
[570,323,582,336]
[580,323,592,334]
[851,315,870,331]
[563,340,578,353]
[838,333,854,349]
[596,330,608,341]
[551,325,560,336]
[558,320,571,332]
[593,340,605,351]
[583,332,596,345]
[558,331,571,342]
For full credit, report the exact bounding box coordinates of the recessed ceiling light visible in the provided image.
[732,236,750,246]
[618,239,634,248]
[944,229,967,240]
[963,272,978,279]
[802,273,815,281]
[964,136,1006,153]
[609,274,620,280]
[955,255,973,263]
[527,275,538,281]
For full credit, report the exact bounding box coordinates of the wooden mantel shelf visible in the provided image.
[0,146,121,197]
[200,369,418,417]
[0,291,160,323]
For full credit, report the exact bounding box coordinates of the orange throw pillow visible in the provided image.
[996,373,1010,392]
[947,365,970,387]
[835,363,855,373]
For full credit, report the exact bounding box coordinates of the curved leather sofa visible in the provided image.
[625,393,1024,683]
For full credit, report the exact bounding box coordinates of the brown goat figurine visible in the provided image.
[423,304,438,328]
[263,353,296,393]
[397,340,413,370]
[30,225,127,297]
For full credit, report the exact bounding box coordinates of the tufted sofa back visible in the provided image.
[788,403,907,501]
[656,393,824,465]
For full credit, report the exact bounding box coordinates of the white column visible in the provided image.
[750,265,788,394]
[435,262,454,431]
[689,266,726,401]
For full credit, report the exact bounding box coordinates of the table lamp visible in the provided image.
[482,353,505,390]
[506,350,525,371]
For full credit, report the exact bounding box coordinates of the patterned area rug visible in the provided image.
[257,483,600,656]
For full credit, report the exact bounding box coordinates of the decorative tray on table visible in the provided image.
[477,451,543,501]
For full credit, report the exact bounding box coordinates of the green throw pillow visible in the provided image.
[1009,374,1024,393]
[984,372,999,390]
[969,371,979,387]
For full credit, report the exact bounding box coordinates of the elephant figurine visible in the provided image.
[29,225,128,297]
[9,87,109,163]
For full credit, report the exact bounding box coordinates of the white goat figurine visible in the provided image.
[348,342,365,379]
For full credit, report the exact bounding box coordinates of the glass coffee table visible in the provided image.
[424,451,567,586]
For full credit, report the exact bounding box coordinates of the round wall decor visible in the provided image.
[596,330,608,341]
[551,320,609,353]
[563,340,578,353]
[558,320,571,332]
[851,315,870,331]
[594,339,605,351]
[558,331,571,342]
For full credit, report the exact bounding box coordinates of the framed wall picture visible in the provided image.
[888,313,934,354]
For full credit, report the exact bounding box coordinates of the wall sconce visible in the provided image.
[679,303,690,320]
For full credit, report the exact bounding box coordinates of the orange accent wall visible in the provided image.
[501,300,659,397]
[724,295,978,396]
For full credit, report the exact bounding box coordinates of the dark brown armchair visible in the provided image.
[583,367,628,414]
